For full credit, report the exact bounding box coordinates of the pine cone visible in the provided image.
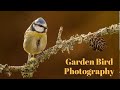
[89,36,106,51]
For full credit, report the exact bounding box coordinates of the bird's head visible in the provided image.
[32,17,48,33]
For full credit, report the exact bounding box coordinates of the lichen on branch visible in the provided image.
[0,23,119,78]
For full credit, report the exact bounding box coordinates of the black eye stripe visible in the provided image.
[31,24,47,33]
[34,23,47,29]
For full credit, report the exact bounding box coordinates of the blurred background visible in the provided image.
[0,11,118,79]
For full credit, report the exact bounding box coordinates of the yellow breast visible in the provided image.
[23,31,47,55]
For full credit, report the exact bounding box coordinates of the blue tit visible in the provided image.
[23,17,47,58]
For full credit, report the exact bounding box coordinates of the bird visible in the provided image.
[23,17,48,58]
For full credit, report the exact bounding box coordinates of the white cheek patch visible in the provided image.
[33,24,44,32]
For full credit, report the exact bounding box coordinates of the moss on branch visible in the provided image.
[0,23,119,78]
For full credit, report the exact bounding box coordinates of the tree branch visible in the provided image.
[0,23,119,78]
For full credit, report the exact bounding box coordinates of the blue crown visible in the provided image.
[35,17,46,25]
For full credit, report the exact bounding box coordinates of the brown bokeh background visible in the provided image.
[0,11,118,79]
